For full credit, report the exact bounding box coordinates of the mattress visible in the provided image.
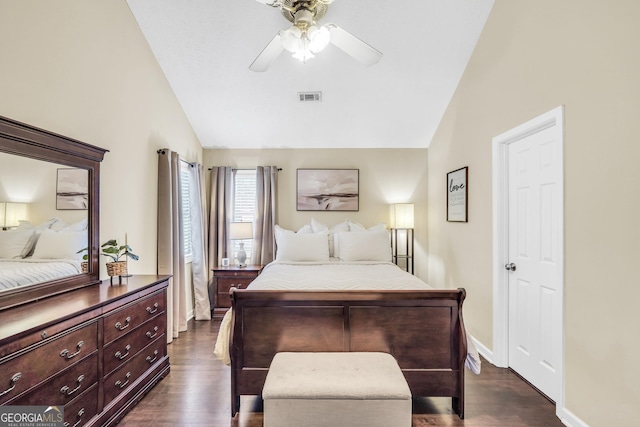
[214,261,481,374]
[0,258,82,291]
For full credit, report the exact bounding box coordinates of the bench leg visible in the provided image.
[231,394,240,417]
[452,397,464,419]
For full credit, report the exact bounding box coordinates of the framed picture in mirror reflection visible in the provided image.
[56,168,89,210]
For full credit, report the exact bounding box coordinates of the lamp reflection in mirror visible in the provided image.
[230,222,253,268]
[389,203,414,274]
[1,202,28,230]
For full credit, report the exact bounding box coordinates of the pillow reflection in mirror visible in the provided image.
[31,229,87,260]
[0,230,35,259]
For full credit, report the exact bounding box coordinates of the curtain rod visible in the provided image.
[207,167,283,171]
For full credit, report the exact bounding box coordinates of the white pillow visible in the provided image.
[337,230,392,262]
[275,226,330,262]
[297,223,314,233]
[0,230,35,258]
[367,223,387,232]
[311,218,328,233]
[330,220,350,258]
[347,219,366,231]
[61,218,88,232]
[31,229,87,260]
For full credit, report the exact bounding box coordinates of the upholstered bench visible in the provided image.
[262,352,411,427]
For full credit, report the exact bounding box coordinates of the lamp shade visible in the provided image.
[229,222,253,240]
[2,203,27,228]
[389,204,414,229]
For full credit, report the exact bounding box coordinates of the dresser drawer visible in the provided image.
[103,336,166,405]
[64,383,99,427]
[103,315,166,376]
[9,353,98,406]
[103,292,166,344]
[0,321,98,404]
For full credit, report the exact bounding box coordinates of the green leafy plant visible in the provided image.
[76,247,88,261]
[100,239,139,263]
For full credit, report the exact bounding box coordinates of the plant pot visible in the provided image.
[106,261,127,277]
[81,261,88,273]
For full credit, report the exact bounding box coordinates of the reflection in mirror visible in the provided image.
[0,152,89,293]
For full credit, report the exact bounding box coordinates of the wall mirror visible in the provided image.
[0,116,107,310]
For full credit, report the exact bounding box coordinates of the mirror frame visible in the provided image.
[0,115,107,310]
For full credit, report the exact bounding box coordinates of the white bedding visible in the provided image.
[0,258,82,291]
[214,260,481,374]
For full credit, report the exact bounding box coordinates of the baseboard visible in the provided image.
[471,337,589,427]
[470,335,494,365]
[557,406,590,427]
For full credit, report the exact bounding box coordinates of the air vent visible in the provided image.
[298,91,322,102]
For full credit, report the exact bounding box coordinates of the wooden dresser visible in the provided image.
[0,275,170,427]
[212,265,262,319]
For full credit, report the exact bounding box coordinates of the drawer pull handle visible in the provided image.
[146,326,159,339]
[115,316,131,331]
[60,341,84,360]
[146,350,159,364]
[146,303,159,314]
[60,375,85,396]
[115,344,131,360]
[64,407,85,427]
[0,372,21,397]
[115,372,131,389]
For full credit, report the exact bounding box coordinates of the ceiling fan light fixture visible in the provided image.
[308,25,330,53]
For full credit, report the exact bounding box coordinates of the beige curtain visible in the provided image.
[157,149,188,343]
[252,166,278,265]
[207,166,233,307]
[189,163,211,320]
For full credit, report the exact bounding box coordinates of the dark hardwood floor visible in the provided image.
[117,319,564,427]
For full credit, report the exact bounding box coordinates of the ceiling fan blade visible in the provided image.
[327,24,382,66]
[249,33,284,72]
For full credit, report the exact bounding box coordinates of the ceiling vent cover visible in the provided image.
[298,91,322,102]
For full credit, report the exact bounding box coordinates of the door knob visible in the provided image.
[505,263,517,271]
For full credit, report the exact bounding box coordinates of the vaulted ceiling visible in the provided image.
[127,0,494,149]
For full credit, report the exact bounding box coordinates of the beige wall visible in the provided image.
[204,148,429,279]
[0,1,203,277]
[427,1,640,425]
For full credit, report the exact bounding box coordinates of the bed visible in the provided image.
[0,220,87,291]
[0,258,83,290]
[214,221,479,419]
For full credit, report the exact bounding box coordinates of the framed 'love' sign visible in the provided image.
[447,167,468,222]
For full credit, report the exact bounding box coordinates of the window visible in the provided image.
[180,161,193,260]
[232,169,256,262]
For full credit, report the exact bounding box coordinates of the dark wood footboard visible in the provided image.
[229,288,467,418]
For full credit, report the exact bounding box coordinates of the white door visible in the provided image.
[506,123,563,402]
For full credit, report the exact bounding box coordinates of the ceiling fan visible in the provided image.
[250,0,383,72]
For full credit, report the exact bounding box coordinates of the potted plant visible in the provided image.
[76,247,89,273]
[101,239,139,277]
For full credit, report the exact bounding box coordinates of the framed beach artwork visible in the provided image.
[56,168,89,210]
[297,169,359,211]
[447,166,468,222]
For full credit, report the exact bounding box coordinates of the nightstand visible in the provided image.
[212,265,263,319]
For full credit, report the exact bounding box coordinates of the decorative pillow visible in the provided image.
[0,230,35,258]
[31,229,87,260]
[275,226,330,262]
[337,230,392,262]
